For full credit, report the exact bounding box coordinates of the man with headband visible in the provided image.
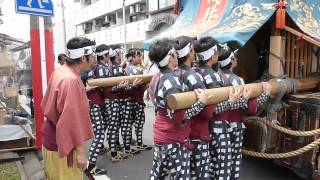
[217,44,271,179]
[125,48,152,151]
[41,37,95,179]
[175,36,243,179]
[174,36,212,179]
[148,38,208,179]
[57,53,67,66]
[193,37,252,179]
[103,47,142,162]
[80,44,111,175]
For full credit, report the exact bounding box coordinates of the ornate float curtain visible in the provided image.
[144,0,277,49]
[201,0,277,46]
[286,0,320,40]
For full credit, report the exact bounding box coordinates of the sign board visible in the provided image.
[15,0,54,17]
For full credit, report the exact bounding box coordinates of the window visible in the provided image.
[167,0,175,6]
[159,0,166,9]
[148,0,158,12]
[159,0,174,9]
[81,0,91,6]
[129,15,137,22]
[150,0,174,11]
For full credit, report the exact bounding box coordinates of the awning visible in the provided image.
[200,0,277,46]
[286,0,320,40]
[143,0,277,49]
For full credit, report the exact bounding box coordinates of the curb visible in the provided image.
[19,150,46,180]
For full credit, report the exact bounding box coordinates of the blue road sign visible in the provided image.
[15,0,54,17]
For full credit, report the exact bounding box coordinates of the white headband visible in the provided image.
[196,45,217,61]
[219,43,228,50]
[96,50,109,56]
[109,48,115,57]
[158,48,174,67]
[220,52,234,67]
[126,50,142,61]
[67,46,94,59]
[177,43,191,58]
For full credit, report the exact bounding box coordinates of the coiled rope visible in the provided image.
[242,116,320,158]
[245,116,320,136]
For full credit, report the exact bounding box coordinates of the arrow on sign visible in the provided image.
[27,0,50,9]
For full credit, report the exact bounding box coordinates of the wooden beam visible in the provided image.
[303,41,308,76]
[284,26,320,48]
[87,74,153,87]
[286,31,291,75]
[290,32,296,77]
[0,147,36,153]
[295,37,300,77]
[307,43,312,75]
[167,77,320,110]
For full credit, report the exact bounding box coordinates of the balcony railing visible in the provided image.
[75,0,144,25]
[81,19,148,45]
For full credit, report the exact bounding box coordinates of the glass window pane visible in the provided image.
[159,0,165,9]
[148,0,158,11]
[159,0,174,9]
[166,0,174,6]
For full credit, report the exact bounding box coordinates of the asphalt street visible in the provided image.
[85,107,304,180]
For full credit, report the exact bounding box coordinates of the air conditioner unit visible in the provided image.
[81,0,91,5]
[82,22,92,30]
[129,6,135,14]
[105,15,110,23]
[135,3,145,13]
[105,15,116,25]
[94,19,103,27]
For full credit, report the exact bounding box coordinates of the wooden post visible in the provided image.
[269,36,286,77]
[44,17,55,81]
[30,16,44,149]
[269,22,285,151]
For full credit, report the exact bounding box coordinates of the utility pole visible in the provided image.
[61,0,67,52]
[122,0,127,55]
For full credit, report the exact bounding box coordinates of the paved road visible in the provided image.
[86,107,304,180]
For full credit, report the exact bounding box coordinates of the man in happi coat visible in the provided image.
[41,37,96,180]
[217,44,271,180]
[125,48,152,151]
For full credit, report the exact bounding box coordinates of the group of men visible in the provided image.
[41,37,152,179]
[81,44,153,175]
[40,35,271,180]
[147,36,271,180]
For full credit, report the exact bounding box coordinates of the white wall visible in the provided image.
[73,0,143,25]
[53,0,81,55]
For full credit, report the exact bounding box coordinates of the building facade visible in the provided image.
[69,0,176,49]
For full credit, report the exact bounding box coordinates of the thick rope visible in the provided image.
[245,116,320,136]
[243,116,320,158]
[242,138,320,158]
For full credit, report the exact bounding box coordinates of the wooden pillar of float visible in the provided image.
[269,36,286,77]
[268,32,286,149]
